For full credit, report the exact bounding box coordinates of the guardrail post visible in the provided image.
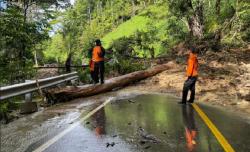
[20,80,38,114]
[71,79,77,85]
[25,80,32,102]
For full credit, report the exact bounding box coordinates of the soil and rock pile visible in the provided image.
[126,45,250,115]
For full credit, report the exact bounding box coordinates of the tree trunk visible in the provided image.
[149,47,155,58]
[216,0,221,15]
[34,50,38,67]
[143,1,146,8]
[188,15,204,39]
[23,0,29,23]
[186,0,204,39]
[131,0,135,16]
[88,6,91,24]
[46,63,172,103]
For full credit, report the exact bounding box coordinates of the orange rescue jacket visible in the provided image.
[92,46,104,62]
[186,52,198,77]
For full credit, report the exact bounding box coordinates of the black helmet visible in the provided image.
[95,39,101,46]
[189,45,197,53]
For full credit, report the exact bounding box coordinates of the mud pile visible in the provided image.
[127,45,250,115]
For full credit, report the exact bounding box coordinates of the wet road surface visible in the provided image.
[25,94,250,152]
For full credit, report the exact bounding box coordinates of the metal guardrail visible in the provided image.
[0,72,78,101]
[34,65,89,69]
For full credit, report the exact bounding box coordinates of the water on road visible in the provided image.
[26,94,250,152]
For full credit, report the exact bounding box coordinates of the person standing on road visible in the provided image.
[179,46,198,104]
[92,39,105,84]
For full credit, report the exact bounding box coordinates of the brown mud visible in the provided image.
[123,44,250,118]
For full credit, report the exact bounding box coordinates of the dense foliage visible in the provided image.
[0,1,65,85]
[44,0,249,67]
[0,0,249,85]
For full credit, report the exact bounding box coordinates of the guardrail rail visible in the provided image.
[0,72,78,101]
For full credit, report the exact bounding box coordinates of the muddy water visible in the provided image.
[43,94,250,152]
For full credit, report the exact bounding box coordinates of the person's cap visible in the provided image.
[191,47,195,52]
[189,46,196,52]
[95,39,101,44]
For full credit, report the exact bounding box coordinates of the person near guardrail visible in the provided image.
[92,39,105,84]
[179,46,198,104]
[65,53,72,73]
[87,48,95,83]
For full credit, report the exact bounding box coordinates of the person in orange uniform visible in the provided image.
[92,39,105,84]
[179,46,198,104]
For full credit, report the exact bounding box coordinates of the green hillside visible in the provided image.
[102,15,150,48]
[102,4,188,57]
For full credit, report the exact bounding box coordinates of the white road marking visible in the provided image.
[33,98,113,152]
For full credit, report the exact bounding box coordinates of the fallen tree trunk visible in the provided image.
[46,63,173,102]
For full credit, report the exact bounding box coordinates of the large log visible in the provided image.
[46,63,172,102]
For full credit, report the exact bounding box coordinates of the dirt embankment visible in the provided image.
[36,64,59,79]
[125,45,250,115]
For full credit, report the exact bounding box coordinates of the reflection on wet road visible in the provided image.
[182,105,198,152]
[31,94,250,152]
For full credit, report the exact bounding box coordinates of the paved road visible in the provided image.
[25,94,250,152]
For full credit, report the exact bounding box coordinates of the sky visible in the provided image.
[0,1,7,10]
[70,0,75,5]
[49,0,76,37]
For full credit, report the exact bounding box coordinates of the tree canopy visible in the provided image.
[0,0,249,85]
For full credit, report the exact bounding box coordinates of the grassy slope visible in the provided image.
[102,15,150,48]
[102,4,188,57]
[102,5,167,47]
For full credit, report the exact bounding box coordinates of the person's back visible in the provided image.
[186,52,198,77]
[92,46,105,62]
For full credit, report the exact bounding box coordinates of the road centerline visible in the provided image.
[192,103,235,152]
[33,98,113,152]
